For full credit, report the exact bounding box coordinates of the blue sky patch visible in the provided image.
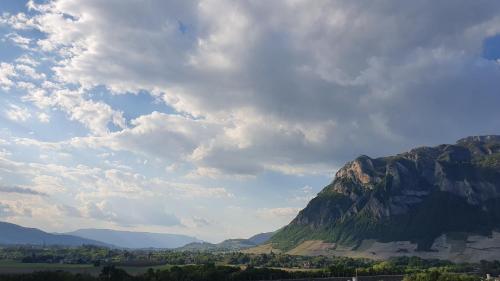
[482,34,500,61]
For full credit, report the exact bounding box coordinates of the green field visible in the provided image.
[0,261,171,276]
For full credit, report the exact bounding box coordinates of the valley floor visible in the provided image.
[0,261,172,276]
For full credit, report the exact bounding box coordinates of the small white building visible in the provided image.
[486,274,500,281]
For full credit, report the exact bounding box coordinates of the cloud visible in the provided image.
[0,0,500,176]
[0,203,15,218]
[23,87,126,135]
[15,64,45,80]
[15,55,39,67]
[82,200,181,227]
[5,104,31,122]
[69,111,221,165]
[0,185,48,196]
[0,150,233,200]
[56,204,82,217]
[256,207,301,220]
[0,61,125,136]
[0,12,39,30]
[5,32,32,50]
[0,151,233,230]
[181,216,212,228]
[0,201,32,218]
[37,112,50,123]
[2,0,500,179]
[0,62,17,89]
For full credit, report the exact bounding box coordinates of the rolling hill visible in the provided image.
[176,231,274,252]
[0,221,110,247]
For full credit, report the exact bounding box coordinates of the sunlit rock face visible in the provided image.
[271,135,500,253]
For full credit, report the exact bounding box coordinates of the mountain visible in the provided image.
[248,232,274,245]
[177,239,255,252]
[0,221,109,247]
[176,232,274,252]
[67,229,200,249]
[176,241,220,252]
[267,135,500,262]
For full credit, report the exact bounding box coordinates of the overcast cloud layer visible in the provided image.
[0,0,499,241]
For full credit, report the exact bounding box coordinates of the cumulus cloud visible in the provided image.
[0,64,124,136]
[70,111,220,159]
[23,87,126,135]
[15,64,45,80]
[1,0,499,240]
[15,55,39,67]
[2,0,498,177]
[5,104,31,122]
[37,112,50,123]
[5,32,32,50]
[0,62,17,89]
[0,11,39,30]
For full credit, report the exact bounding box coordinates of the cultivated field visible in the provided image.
[0,260,172,276]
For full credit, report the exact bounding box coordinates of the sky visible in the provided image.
[0,0,500,243]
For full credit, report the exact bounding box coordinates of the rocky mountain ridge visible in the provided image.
[269,135,500,261]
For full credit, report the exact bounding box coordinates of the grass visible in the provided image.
[0,260,93,268]
[286,240,334,256]
[0,261,175,276]
[0,261,100,276]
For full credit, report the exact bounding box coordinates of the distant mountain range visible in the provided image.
[176,232,275,252]
[0,221,274,250]
[66,228,201,249]
[0,221,110,247]
[262,135,500,262]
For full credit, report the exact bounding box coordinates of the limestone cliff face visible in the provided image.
[271,135,500,251]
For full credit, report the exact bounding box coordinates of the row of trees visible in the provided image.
[0,265,483,281]
[403,271,478,281]
[0,265,325,281]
